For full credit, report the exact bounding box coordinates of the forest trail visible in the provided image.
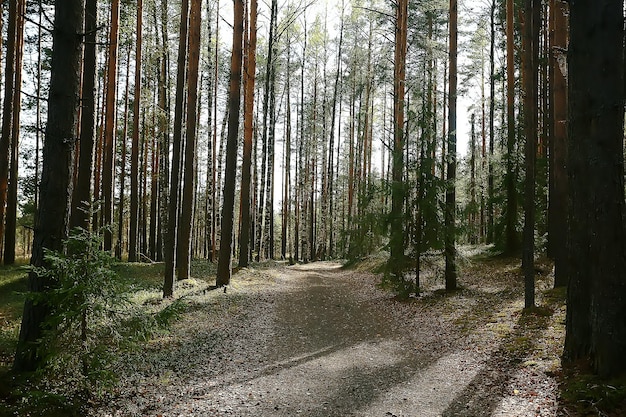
[97,259,563,416]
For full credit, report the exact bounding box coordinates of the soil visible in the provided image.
[94,256,565,417]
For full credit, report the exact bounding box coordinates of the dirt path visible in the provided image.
[97,260,563,416]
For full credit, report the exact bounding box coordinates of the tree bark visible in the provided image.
[521,0,540,309]
[129,0,143,261]
[564,0,626,377]
[14,0,84,372]
[216,0,244,287]
[178,0,202,279]
[504,0,518,254]
[487,0,496,244]
[445,0,458,291]
[549,0,568,287]
[102,0,120,252]
[0,0,18,263]
[163,0,189,297]
[71,0,98,232]
[239,0,258,268]
[3,0,25,265]
[389,0,408,277]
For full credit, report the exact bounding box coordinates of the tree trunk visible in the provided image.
[487,0,496,244]
[549,0,568,287]
[71,0,98,232]
[3,0,25,265]
[178,0,202,279]
[521,0,540,309]
[389,0,408,277]
[445,0,458,291]
[0,0,18,262]
[163,0,189,297]
[504,0,518,254]
[116,46,132,260]
[129,0,143,261]
[238,0,257,268]
[156,0,170,263]
[565,0,626,377]
[103,0,120,252]
[216,0,243,287]
[13,0,83,372]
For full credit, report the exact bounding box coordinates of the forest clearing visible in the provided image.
[1,250,624,416]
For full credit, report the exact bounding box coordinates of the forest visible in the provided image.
[0,0,626,415]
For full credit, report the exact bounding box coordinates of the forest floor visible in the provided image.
[91,249,571,417]
[2,248,625,416]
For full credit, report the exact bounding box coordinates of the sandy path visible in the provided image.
[97,261,562,416]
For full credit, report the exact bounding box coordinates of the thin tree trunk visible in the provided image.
[116,46,132,260]
[505,0,518,254]
[4,0,25,265]
[103,0,120,251]
[487,0,496,244]
[522,0,540,308]
[216,0,244,287]
[71,0,98,232]
[389,0,408,278]
[163,0,189,297]
[550,0,568,287]
[445,0,458,291]
[129,0,143,261]
[178,0,202,279]
[239,0,258,268]
[0,0,18,262]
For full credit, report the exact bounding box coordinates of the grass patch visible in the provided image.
[561,368,626,416]
[0,258,218,416]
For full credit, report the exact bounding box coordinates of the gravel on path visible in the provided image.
[95,259,563,417]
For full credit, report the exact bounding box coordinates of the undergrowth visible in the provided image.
[0,229,193,416]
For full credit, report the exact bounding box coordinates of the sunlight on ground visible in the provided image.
[357,351,484,417]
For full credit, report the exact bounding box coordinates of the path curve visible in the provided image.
[97,261,561,417]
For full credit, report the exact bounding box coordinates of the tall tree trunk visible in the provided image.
[445,0,458,291]
[103,0,120,251]
[564,0,626,377]
[0,0,18,262]
[163,0,189,297]
[256,0,278,262]
[4,0,25,265]
[71,0,98,232]
[216,0,244,287]
[521,0,540,309]
[116,47,132,260]
[504,0,518,254]
[389,0,408,277]
[210,0,221,263]
[239,0,258,268]
[157,0,171,263]
[327,4,344,259]
[178,0,202,279]
[204,0,213,260]
[129,0,143,261]
[14,0,83,372]
[487,0,496,244]
[281,36,292,262]
[549,0,568,287]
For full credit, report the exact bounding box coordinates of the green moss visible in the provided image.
[561,372,626,415]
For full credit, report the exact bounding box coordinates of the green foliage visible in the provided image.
[30,227,129,393]
[380,270,415,299]
[27,227,186,398]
